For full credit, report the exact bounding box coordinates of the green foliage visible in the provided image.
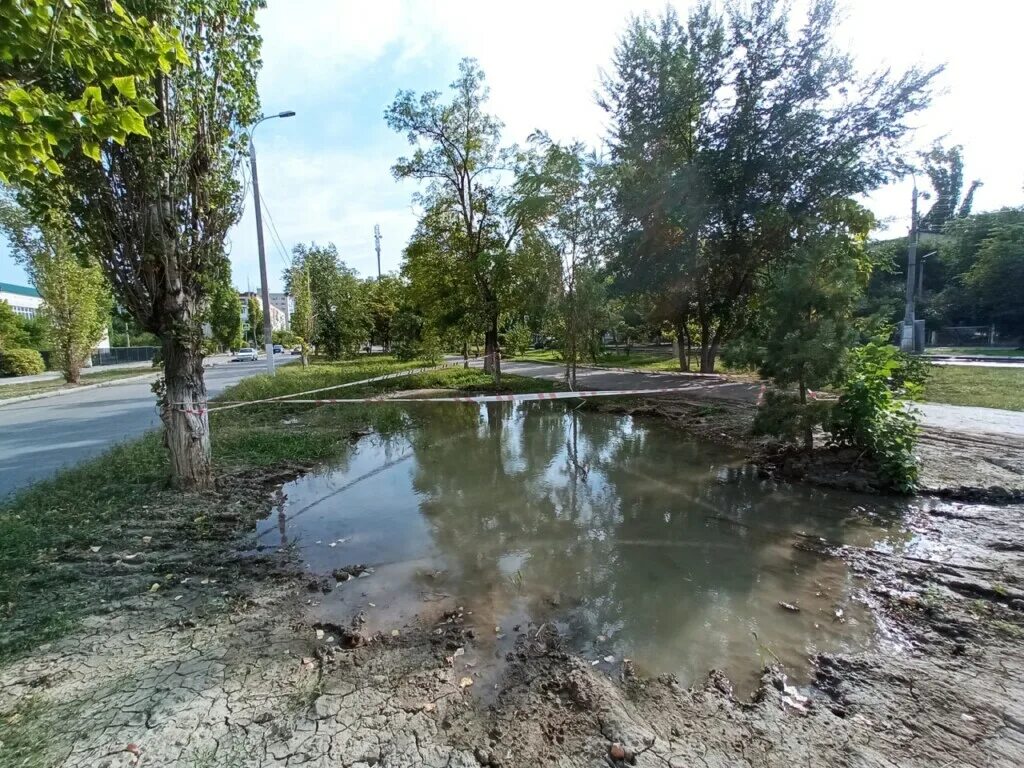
[207,281,243,350]
[603,1,940,373]
[827,342,921,492]
[753,390,832,446]
[387,58,556,380]
[0,199,110,383]
[287,243,370,360]
[245,294,263,345]
[917,142,981,233]
[0,346,45,376]
[729,200,875,447]
[502,320,532,358]
[964,220,1024,340]
[0,299,30,350]
[0,0,186,184]
[365,274,403,350]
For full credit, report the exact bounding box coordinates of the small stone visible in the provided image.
[148,583,160,593]
[391,629,400,637]
[89,545,101,553]
[142,536,152,546]
[459,676,474,689]
[315,629,325,640]
[609,743,626,761]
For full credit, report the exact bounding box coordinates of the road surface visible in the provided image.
[0,359,291,499]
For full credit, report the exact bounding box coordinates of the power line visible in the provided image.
[257,189,292,271]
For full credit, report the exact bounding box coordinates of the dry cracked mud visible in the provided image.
[3,409,1024,767]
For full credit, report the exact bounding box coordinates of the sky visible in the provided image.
[2,0,1023,292]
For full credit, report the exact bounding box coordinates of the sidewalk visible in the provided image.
[0,360,153,386]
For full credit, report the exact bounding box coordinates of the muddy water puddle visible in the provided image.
[257,402,918,695]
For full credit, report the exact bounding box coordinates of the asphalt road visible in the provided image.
[0,359,291,500]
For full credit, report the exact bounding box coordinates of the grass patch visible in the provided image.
[0,367,152,400]
[0,356,556,658]
[923,365,1024,411]
[512,347,750,373]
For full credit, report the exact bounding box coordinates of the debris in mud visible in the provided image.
[778,601,801,612]
[460,676,474,689]
[332,564,372,581]
[306,577,333,593]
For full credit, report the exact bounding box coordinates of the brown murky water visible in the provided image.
[256,402,916,695]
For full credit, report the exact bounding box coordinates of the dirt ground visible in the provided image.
[2,399,1024,767]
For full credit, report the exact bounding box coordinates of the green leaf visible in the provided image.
[43,157,62,175]
[136,98,159,118]
[82,141,102,162]
[112,76,137,99]
[118,108,150,138]
[82,86,103,107]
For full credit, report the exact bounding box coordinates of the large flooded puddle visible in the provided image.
[257,403,914,694]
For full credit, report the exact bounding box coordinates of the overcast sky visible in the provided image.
[2,0,1022,291]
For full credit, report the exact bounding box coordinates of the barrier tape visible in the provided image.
[183,383,731,412]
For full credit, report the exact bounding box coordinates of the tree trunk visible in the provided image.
[160,334,212,490]
[483,314,501,386]
[798,376,813,452]
[699,333,718,374]
[673,320,689,372]
[462,341,469,369]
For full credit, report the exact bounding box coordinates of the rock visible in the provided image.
[333,564,371,581]
[778,601,800,612]
[253,711,274,725]
[474,746,492,765]
[609,743,627,761]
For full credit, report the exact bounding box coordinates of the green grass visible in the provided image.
[512,348,751,374]
[923,365,1024,411]
[0,356,556,657]
[925,347,1023,357]
[0,367,153,400]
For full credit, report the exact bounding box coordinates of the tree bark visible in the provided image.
[798,376,813,452]
[673,319,689,372]
[483,314,501,386]
[160,334,212,490]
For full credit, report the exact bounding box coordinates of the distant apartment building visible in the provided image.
[268,293,293,327]
[239,291,287,334]
[0,282,43,320]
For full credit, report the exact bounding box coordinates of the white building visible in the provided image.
[268,293,293,327]
[1,281,109,350]
[0,282,43,320]
[239,292,287,335]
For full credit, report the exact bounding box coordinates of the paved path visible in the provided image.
[0,359,292,500]
[491,359,1024,440]
[0,360,154,387]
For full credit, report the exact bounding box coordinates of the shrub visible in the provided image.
[0,347,46,376]
[827,341,920,492]
[502,321,532,358]
[753,389,832,445]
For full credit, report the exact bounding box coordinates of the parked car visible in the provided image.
[291,346,302,355]
[272,344,283,355]
[233,348,259,362]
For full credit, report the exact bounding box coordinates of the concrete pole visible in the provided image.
[249,137,276,375]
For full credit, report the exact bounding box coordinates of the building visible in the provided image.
[268,293,293,327]
[1,281,110,351]
[239,292,287,337]
[0,282,43,320]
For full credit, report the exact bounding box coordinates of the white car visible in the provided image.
[233,348,259,362]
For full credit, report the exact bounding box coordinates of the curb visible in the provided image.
[0,372,160,407]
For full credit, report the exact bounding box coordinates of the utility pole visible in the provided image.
[248,110,296,374]
[374,224,382,278]
[900,182,920,353]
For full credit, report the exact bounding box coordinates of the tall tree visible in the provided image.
[0,0,184,184]
[285,253,314,366]
[16,0,263,488]
[0,197,111,383]
[965,218,1024,343]
[207,280,243,351]
[246,294,263,346]
[365,274,402,352]
[918,143,982,233]
[286,243,370,360]
[386,58,533,384]
[604,0,940,372]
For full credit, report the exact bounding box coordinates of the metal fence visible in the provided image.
[90,346,159,367]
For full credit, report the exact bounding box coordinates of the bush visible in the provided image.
[753,389,832,445]
[827,341,920,493]
[502,321,532,358]
[0,347,46,377]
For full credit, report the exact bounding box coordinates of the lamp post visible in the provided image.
[249,110,295,374]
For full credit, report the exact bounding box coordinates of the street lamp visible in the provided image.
[249,110,295,374]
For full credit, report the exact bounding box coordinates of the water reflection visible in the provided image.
[258,402,911,693]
